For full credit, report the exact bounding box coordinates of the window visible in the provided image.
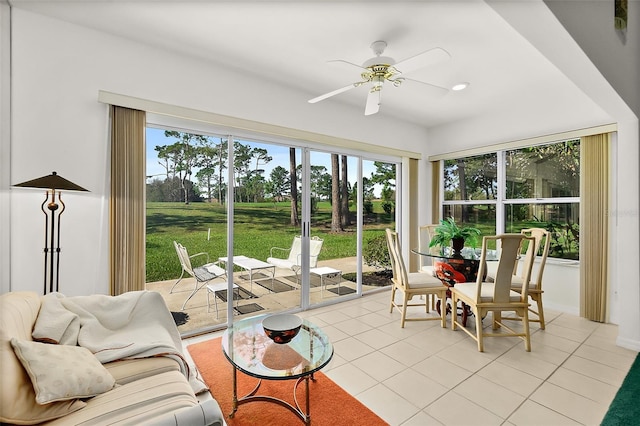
[443,153,498,242]
[442,139,580,260]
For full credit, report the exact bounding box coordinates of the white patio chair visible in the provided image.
[267,236,323,282]
[172,241,226,310]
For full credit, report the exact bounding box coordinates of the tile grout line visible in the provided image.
[499,317,606,424]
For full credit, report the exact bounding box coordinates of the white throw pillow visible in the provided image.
[10,338,116,404]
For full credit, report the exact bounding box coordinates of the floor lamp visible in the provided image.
[13,171,89,294]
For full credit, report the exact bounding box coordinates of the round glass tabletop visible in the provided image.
[412,246,499,261]
[221,314,333,380]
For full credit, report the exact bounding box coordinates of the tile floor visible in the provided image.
[184,289,638,426]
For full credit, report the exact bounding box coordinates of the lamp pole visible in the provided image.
[41,188,66,293]
[13,171,88,294]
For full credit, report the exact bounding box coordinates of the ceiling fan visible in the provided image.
[308,40,451,116]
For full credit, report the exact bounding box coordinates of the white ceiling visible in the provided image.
[9,0,594,129]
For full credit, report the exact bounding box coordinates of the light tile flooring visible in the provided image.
[184,289,638,426]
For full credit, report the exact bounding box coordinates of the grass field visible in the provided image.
[146,200,394,282]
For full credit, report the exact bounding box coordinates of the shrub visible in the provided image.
[363,200,374,215]
[363,234,391,271]
[382,201,394,216]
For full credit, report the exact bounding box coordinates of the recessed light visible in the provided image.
[452,82,470,91]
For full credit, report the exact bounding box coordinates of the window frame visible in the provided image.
[439,140,580,260]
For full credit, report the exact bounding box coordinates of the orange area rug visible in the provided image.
[188,337,388,426]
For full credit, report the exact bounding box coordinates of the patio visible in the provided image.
[146,257,385,336]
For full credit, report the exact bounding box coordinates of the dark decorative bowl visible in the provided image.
[262,314,303,344]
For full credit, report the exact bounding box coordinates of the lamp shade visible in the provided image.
[13,171,88,192]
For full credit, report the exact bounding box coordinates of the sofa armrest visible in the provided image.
[138,399,225,426]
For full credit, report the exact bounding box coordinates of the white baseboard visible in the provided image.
[616,336,640,352]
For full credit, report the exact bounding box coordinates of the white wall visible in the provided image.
[486,1,638,349]
[542,0,640,351]
[544,0,640,117]
[7,9,428,297]
[0,2,11,296]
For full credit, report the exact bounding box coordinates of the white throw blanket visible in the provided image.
[32,291,188,377]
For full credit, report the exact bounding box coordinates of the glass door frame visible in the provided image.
[145,117,402,330]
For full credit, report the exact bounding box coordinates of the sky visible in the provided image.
[146,128,389,195]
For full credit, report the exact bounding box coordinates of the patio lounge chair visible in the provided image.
[172,241,226,310]
[267,236,323,282]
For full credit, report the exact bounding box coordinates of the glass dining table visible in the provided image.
[411,246,499,326]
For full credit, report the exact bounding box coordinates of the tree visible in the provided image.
[371,161,396,216]
[289,148,299,226]
[233,142,253,202]
[266,165,290,201]
[330,154,342,232]
[195,140,226,203]
[316,173,332,201]
[156,131,210,204]
[146,177,201,202]
[340,155,351,227]
[310,165,327,199]
[244,171,266,203]
[370,161,396,194]
[210,139,228,204]
[243,147,272,202]
[251,147,272,172]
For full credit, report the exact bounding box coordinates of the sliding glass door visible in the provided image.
[144,128,231,333]
[230,138,303,317]
[145,122,400,335]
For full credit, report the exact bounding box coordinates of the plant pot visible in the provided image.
[452,237,465,254]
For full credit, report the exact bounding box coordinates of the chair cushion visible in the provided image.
[10,338,116,404]
[193,264,222,281]
[453,282,522,302]
[419,266,436,276]
[407,272,446,289]
[266,257,296,270]
[204,263,225,276]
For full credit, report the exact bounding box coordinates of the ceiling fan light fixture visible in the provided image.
[452,82,470,91]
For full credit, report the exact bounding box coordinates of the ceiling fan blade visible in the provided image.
[308,83,362,104]
[391,47,451,75]
[403,77,449,95]
[364,87,381,116]
[328,59,368,72]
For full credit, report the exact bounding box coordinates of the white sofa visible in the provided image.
[0,291,224,426]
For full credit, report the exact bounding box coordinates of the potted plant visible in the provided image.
[429,217,481,253]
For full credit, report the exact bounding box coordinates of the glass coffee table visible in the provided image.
[221,314,333,425]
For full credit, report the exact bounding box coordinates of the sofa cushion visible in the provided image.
[104,356,181,385]
[43,370,202,426]
[1,292,86,425]
[11,338,116,404]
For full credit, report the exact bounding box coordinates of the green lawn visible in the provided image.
[146,201,394,282]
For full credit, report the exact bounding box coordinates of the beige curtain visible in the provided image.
[110,106,146,295]
[431,160,440,223]
[579,133,610,322]
[408,158,419,271]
